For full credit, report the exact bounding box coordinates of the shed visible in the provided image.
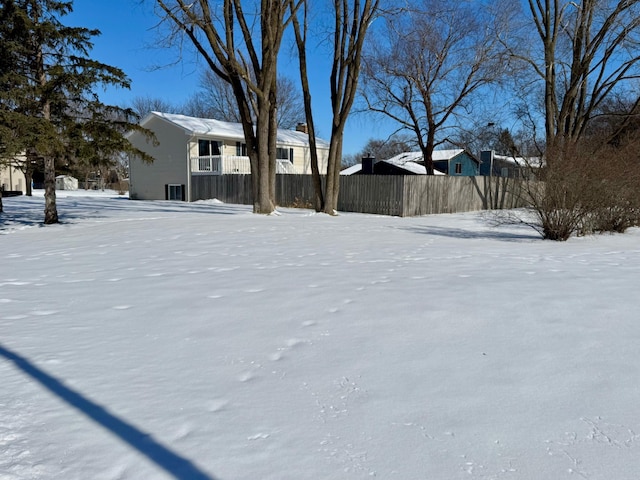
[55,175,79,190]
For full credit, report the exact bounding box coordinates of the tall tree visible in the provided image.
[154,0,295,214]
[0,0,152,223]
[290,0,380,213]
[517,0,640,151]
[361,0,512,175]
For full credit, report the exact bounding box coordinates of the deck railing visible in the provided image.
[192,155,296,174]
[191,155,251,174]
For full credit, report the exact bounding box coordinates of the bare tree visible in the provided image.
[518,0,640,151]
[129,95,180,119]
[502,1,640,240]
[183,70,238,120]
[154,0,296,214]
[343,134,415,166]
[290,0,381,213]
[361,0,513,175]
[184,69,305,128]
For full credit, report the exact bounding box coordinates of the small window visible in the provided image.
[276,147,294,161]
[166,184,184,201]
[455,163,462,174]
[236,142,247,156]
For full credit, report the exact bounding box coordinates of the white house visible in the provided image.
[127,112,330,201]
[1,156,27,194]
[479,150,543,178]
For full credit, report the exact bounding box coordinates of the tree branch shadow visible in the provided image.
[0,343,218,480]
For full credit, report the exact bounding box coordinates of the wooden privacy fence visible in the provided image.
[190,174,530,216]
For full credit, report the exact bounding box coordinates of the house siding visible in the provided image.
[448,152,479,176]
[129,112,330,201]
[128,116,190,201]
[1,161,26,193]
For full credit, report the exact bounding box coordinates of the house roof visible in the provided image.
[431,149,466,161]
[340,151,449,175]
[340,163,363,175]
[143,111,329,149]
[383,152,432,174]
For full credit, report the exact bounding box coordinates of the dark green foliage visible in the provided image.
[0,0,154,222]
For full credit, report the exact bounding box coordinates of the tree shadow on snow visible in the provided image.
[0,195,249,233]
[401,225,540,242]
[0,343,219,480]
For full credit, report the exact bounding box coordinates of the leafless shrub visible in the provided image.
[519,141,640,240]
[580,143,640,234]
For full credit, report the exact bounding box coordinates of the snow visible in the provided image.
[493,154,544,168]
[149,111,330,149]
[382,152,447,175]
[2,191,640,480]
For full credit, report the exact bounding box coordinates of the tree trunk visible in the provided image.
[268,86,278,204]
[25,170,33,196]
[290,4,324,211]
[323,132,343,214]
[0,189,3,213]
[254,106,276,214]
[37,20,58,224]
[43,155,58,224]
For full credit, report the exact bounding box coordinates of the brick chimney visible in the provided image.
[296,123,308,134]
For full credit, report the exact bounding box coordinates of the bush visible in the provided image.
[522,141,640,240]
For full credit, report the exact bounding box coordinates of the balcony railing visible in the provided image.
[191,155,251,174]
[191,155,296,174]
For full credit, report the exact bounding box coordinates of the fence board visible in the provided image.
[191,174,531,216]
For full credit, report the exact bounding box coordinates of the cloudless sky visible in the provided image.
[66,0,395,156]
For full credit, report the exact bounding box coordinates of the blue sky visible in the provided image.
[67,0,393,156]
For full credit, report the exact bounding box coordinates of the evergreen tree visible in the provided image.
[0,0,153,223]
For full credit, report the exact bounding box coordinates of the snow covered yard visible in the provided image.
[1,191,640,480]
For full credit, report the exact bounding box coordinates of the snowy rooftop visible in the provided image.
[146,111,329,149]
[493,153,544,168]
[341,151,455,175]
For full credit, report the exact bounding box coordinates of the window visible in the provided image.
[236,142,247,156]
[166,184,184,201]
[198,140,221,157]
[276,147,294,162]
[455,163,462,174]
